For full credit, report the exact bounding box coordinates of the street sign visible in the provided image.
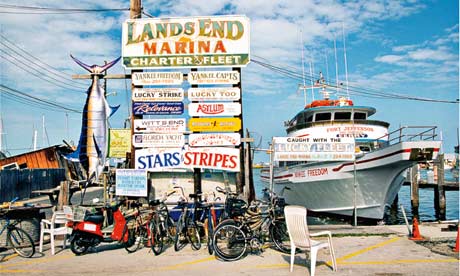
[133,102,184,115]
[108,129,132,158]
[188,133,241,147]
[131,72,183,85]
[122,15,250,69]
[132,88,184,102]
[183,146,240,172]
[133,118,186,133]
[187,71,240,85]
[133,133,185,148]
[188,118,241,132]
[135,148,184,171]
[188,87,240,101]
[188,103,241,117]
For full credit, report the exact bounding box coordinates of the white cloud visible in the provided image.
[375,54,404,63]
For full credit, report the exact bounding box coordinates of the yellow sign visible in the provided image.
[188,118,241,132]
[108,129,132,158]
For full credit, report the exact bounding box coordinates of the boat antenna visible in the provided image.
[342,23,350,99]
[333,34,340,95]
[298,30,308,105]
[324,49,330,86]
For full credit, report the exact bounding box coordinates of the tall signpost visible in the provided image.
[122,14,251,198]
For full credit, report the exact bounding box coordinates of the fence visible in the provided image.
[0,169,65,202]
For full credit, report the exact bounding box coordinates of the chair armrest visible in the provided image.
[41,219,52,226]
[310,230,332,238]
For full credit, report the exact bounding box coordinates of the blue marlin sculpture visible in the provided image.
[68,55,120,185]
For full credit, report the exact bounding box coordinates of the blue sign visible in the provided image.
[133,102,184,115]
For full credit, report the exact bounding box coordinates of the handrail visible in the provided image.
[374,126,437,144]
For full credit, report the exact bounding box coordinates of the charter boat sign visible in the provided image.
[134,119,186,133]
[188,87,240,101]
[132,88,184,102]
[122,15,250,69]
[133,133,185,148]
[188,103,241,117]
[273,136,355,161]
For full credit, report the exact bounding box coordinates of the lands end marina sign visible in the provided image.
[122,15,250,68]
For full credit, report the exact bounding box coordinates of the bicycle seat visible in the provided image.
[85,214,104,224]
[189,193,202,199]
[149,199,161,207]
[131,202,142,208]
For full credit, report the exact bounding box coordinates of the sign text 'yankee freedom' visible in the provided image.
[135,147,240,172]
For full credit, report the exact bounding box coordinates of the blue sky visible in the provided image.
[0,0,458,163]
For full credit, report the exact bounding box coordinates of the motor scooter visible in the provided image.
[67,199,136,255]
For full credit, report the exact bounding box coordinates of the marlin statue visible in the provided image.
[67,55,120,186]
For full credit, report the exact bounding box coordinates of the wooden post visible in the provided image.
[129,0,142,169]
[57,180,69,210]
[410,164,419,219]
[434,154,446,220]
[235,67,244,195]
[243,130,255,202]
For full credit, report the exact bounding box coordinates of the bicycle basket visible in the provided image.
[72,206,88,221]
[226,198,247,218]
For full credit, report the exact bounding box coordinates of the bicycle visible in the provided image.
[193,191,221,255]
[148,191,177,255]
[212,192,291,261]
[124,201,149,253]
[173,186,200,251]
[0,198,35,258]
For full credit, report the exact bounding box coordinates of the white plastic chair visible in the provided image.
[39,209,69,255]
[284,205,337,276]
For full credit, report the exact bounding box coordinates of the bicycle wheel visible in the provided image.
[124,219,141,253]
[213,223,246,261]
[8,227,35,258]
[270,220,291,254]
[186,217,201,250]
[174,214,187,251]
[150,219,163,255]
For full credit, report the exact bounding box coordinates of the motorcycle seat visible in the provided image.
[85,214,104,224]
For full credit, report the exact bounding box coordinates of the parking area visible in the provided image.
[1,232,458,276]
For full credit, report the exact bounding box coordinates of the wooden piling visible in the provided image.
[434,154,446,220]
[57,180,69,210]
[410,164,419,219]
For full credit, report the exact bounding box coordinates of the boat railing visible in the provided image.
[376,126,438,144]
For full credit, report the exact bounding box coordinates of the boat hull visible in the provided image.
[261,141,441,220]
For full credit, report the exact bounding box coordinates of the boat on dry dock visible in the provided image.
[260,83,442,221]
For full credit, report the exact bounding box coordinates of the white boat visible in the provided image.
[260,86,441,220]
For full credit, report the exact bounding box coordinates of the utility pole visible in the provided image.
[129,0,142,168]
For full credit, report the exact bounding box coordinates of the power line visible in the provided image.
[251,58,458,104]
[0,34,87,88]
[0,4,128,14]
[0,51,86,93]
[0,84,81,113]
